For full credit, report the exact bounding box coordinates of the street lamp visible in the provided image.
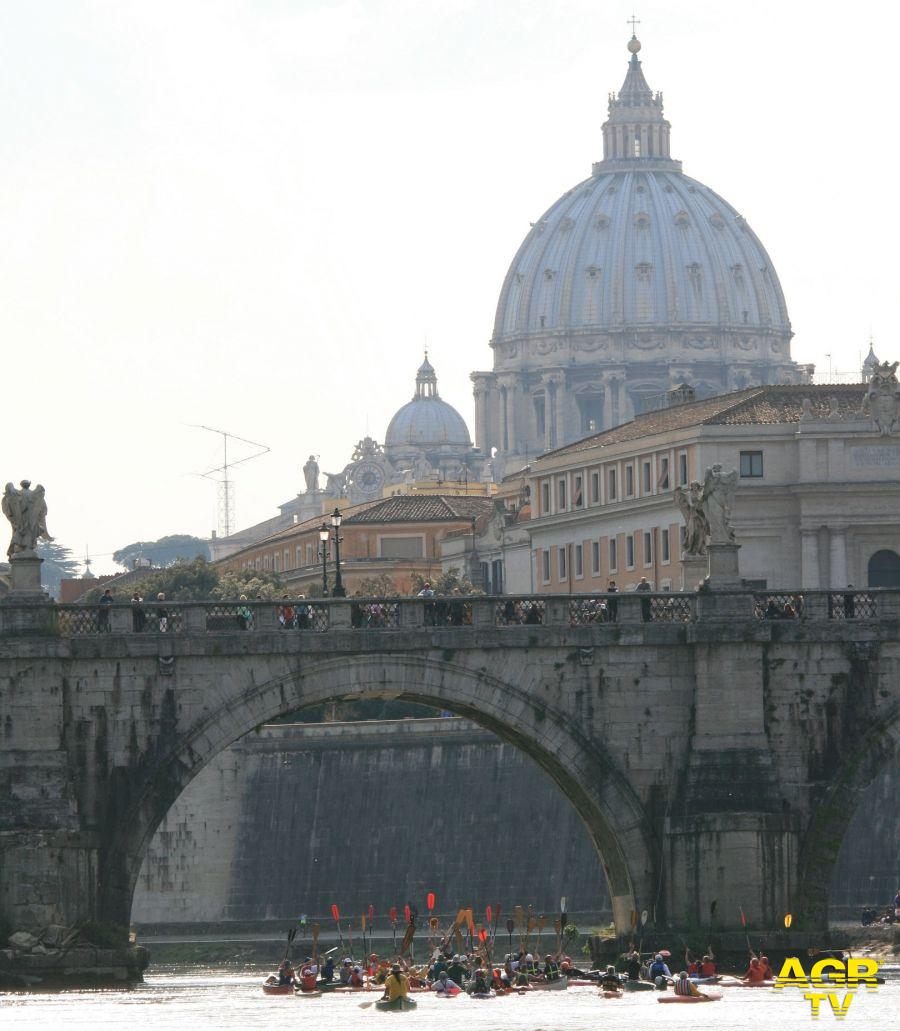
[330,507,346,597]
[318,524,330,597]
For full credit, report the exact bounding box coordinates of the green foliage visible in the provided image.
[409,568,483,596]
[356,573,400,596]
[36,541,80,597]
[83,558,283,603]
[113,534,211,570]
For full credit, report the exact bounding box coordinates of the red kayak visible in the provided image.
[262,983,294,995]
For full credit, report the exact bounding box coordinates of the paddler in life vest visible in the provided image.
[543,954,561,982]
[276,959,296,986]
[339,959,353,985]
[624,947,642,980]
[471,968,491,994]
[350,964,366,987]
[744,956,767,984]
[700,949,717,978]
[673,970,701,997]
[382,963,410,1003]
[298,957,319,992]
[320,956,335,983]
[598,965,622,990]
[649,953,672,987]
[433,971,460,995]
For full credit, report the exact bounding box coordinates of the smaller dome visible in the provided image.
[384,355,472,450]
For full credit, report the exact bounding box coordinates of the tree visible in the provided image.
[214,569,284,600]
[113,535,211,570]
[82,558,284,604]
[409,568,483,596]
[37,542,80,598]
[357,573,400,596]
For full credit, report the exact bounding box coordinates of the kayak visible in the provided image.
[375,997,418,1012]
[623,980,655,992]
[567,978,600,986]
[296,990,323,998]
[658,991,722,1004]
[262,983,294,995]
[690,976,720,985]
[531,976,568,991]
[601,990,622,998]
[434,988,461,997]
[470,992,495,999]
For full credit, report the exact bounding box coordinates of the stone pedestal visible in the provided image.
[680,552,708,592]
[706,541,742,588]
[9,554,47,597]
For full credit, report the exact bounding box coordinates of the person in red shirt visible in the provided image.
[700,948,717,978]
[744,956,767,983]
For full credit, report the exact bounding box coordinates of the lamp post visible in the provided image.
[319,524,330,597]
[330,507,346,597]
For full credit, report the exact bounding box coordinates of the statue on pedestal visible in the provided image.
[700,464,738,544]
[861,359,900,436]
[302,455,320,493]
[674,480,708,556]
[2,480,52,558]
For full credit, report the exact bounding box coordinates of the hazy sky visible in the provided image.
[3,0,896,572]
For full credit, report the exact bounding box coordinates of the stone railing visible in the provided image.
[1,590,898,637]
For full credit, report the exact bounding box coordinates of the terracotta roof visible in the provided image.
[343,495,494,524]
[543,384,867,459]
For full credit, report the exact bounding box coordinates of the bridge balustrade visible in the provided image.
[2,590,896,637]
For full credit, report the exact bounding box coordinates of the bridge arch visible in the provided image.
[100,653,658,936]
[796,699,900,927]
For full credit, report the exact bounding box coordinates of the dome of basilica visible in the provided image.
[385,356,472,452]
[472,34,807,468]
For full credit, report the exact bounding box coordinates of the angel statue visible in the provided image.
[2,480,53,558]
[700,464,738,544]
[674,480,709,556]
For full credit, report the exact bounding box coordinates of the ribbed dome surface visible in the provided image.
[385,397,472,448]
[492,168,790,341]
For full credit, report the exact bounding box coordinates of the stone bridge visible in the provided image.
[1,589,899,945]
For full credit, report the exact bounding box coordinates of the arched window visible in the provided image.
[867,549,900,588]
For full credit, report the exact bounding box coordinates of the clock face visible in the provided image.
[353,462,385,493]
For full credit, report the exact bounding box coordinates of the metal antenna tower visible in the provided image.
[192,425,270,538]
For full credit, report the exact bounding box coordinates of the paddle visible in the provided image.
[554,918,561,956]
[281,926,297,965]
[312,922,321,963]
[514,904,525,950]
[466,909,475,953]
[390,907,398,952]
[491,904,501,950]
[361,914,367,963]
[332,904,344,951]
[739,908,752,953]
[784,913,793,929]
[506,917,514,954]
[638,910,648,960]
[558,897,568,957]
[537,916,545,957]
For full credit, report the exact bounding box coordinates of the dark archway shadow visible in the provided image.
[99,654,659,937]
[796,700,900,927]
[868,549,900,588]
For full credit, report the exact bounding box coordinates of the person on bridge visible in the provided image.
[383,963,410,1002]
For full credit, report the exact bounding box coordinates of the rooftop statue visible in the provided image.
[303,455,320,493]
[861,359,900,436]
[2,480,52,559]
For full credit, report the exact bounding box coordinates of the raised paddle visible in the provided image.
[739,908,752,953]
[784,913,793,929]
[361,914,367,962]
[312,921,321,962]
[390,906,398,952]
[506,917,514,953]
[638,909,648,960]
[331,904,344,951]
[490,904,501,950]
[537,915,545,956]
[281,926,297,964]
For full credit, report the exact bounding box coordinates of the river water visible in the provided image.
[1,969,898,1030]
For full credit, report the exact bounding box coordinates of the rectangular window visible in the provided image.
[263,555,270,571]
[643,531,652,565]
[541,481,551,514]
[379,536,424,559]
[558,546,567,581]
[658,455,670,490]
[558,478,567,510]
[661,528,670,563]
[273,553,280,572]
[642,460,652,494]
[541,549,551,583]
[573,475,583,508]
[295,546,302,568]
[590,470,600,504]
[592,540,600,574]
[740,450,763,477]
[626,535,635,569]
[283,549,290,570]
[678,451,688,486]
[608,468,618,500]
[574,543,584,578]
[625,465,634,497]
[608,538,618,572]
[306,544,314,565]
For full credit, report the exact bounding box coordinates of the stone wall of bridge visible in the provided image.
[1,592,899,942]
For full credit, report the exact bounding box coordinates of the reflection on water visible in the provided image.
[1,969,898,1031]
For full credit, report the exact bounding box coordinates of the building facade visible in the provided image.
[471,33,810,477]
[217,494,494,595]
[520,377,900,593]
